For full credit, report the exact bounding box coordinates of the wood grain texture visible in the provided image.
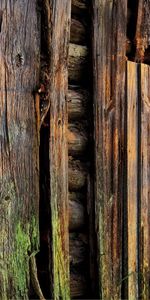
[0,1,40,298]
[127,61,138,299]
[69,43,88,82]
[92,1,127,298]
[68,88,89,121]
[135,0,150,62]
[68,123,88,156]
[47,0,71,299]
[139,64,150,299]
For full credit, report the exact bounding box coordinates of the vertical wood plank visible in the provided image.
[48,1,71,299]
[139,64,150,299]
[0,1,40,298]
[92,1,127,298]
[127,61,139,299]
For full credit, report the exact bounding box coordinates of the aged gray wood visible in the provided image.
[0,1,40,298]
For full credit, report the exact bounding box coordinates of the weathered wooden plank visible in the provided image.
[47,0,71,299]
[0,1,40,298]
[135,1,150,62]
[139,64,150,299]
[127,61,138,299]
[92,1,127,298]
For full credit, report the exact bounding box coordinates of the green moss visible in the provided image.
[10,219,39,298]
[51,205,70,300]
[10,222,31,298]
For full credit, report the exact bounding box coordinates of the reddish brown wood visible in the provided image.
[135,1,150,62]
[139,64,150,299]
[92,0,127,298]
[47,0,71,298]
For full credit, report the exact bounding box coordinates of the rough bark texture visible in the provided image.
[0,1,40,299]
[92,1,127,298]
[48,0,71,299]
[68,157,87,191]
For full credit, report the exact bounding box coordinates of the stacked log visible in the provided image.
[68,1,91,297]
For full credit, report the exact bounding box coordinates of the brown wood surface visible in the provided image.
[0,1,40,298]
[68,88,89,120]
[70,18,86,45]
[47,0,71,298]
[135,1,150,62]
[92,1,127,298]
[68,123,88,156]
[139,64,150,299]
[69,199,86,231]
[68,157,87,191]
[127,61,138,299]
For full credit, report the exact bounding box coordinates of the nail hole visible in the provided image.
[0,10,3,33]
[15,53,25,67]
[5,195,10,201]
[58,119,61,126]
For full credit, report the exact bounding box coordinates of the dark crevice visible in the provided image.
[0,10,3,32]
[126,0,139,60]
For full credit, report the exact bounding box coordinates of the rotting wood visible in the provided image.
[68,88,89,120]
[127,61,138,300]
[69,43,88,82]
[0,1,40,298]
[47,0,71,299]
[92,0,127,298]
[68,123,88,156]
[135,1,150,62]
[139,64,150,299]
[68,157,87,191]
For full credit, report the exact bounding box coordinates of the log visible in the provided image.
[69,191,85,203]
[69,233,88,265]
[68,123,88,156]
[69,200,86,231]
[47,0,71,298]
[72,0,88,17]
[92,1,127,299]
[70,271,87,298]
[70,18,86,45]
[68,88,89,120]
[69,43,88,83]
[68,157,87,191]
